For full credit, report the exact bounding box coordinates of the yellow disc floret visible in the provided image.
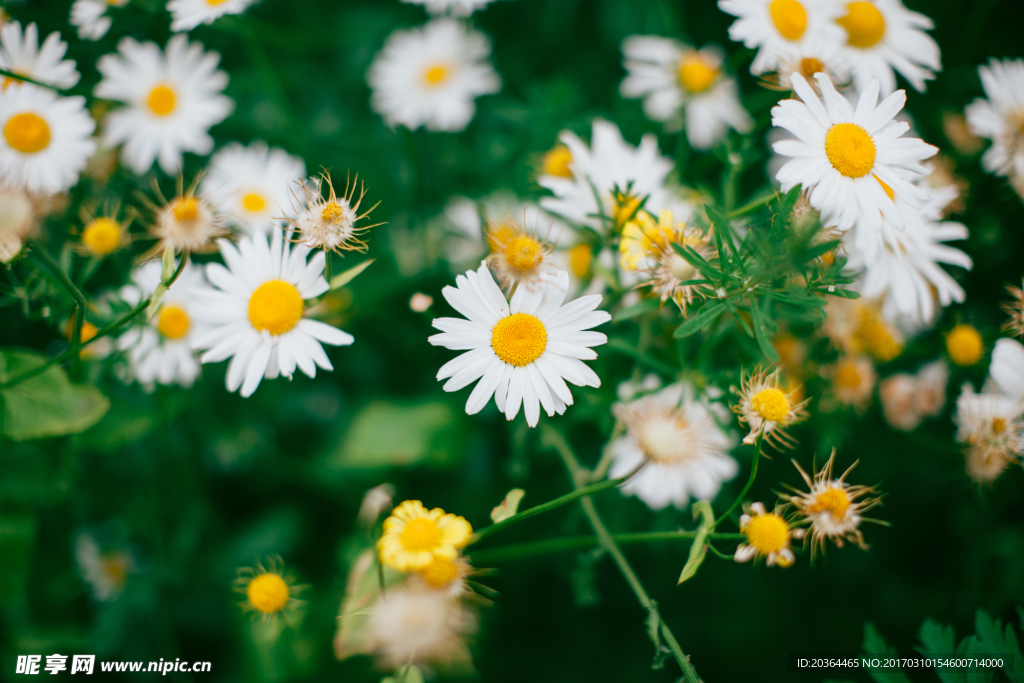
[503,236,543,271]
[807,486,851,520]
[751,387,791,423]
[81,217,122,256]
[770,0,808,41]
[744,512,790,554]
[491,313,547,366]
[157,305,190,340]
[569,243,593,279]
[248,280,304,336]
[417,556,462,589]
[833,360,862,390]
[542,145,573,178]
[838,1,886,49]
[825,123,876,178]
[172,197,199,222]
[423,64,449,86]
[320,201,346,224]
[147,85,177,117]
[4,112,50,154]
[799,57,825,79]
[678,56,719,93]
[946,324,983,366]
[242,193,267,213]
[246,573,290,615]
[378,501,473,572]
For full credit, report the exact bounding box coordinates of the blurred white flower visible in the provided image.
[191,229,353,397]
[620,38,753,149]
[200,141,305,234]
[0,21,80,89]
[70,0,129,41]
[429,264,610,427]
[965,59,1024,185]
[367,18,501,132]
[835,0,940,95]
[167,0,257,33]
[400,0,497,16]
[118,259,208,389]
[0,84,96,193]
[0,183,36,262]
[718,0,845,76]
[879,359,947,431]
[95,35,233,175]
[75,534,134,602]
[608,382,738,511]
[366,585,474,668]
[990,338,1024,403]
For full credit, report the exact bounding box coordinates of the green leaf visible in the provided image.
[705,204,739,258]
[916,619,963,683]
[0,349,110,441]
[677,501,714,584]
[799,239,841,263]
[821,287,861,299]
[671,241,722,281]
[863,623,911,683]
[748,297,779,363]
[974,610,1024,683]
[329,259,375,290]
[776,186,802,223]
[613,297,660,323]
[673,300,727,339]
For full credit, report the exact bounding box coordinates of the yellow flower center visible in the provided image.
[418,556,461,588]
[569,243,593,279]
[946,324,983,366]
[423,64,449,87]
[67,321,99,343]
[320,201,347,223]
[491,313,547,367]
[744,513,790,554]
[770,0,808,41]
[751,387,791,422]
[808,486,851,519]
[81,217,122,256]
[147,85,177,117]
[678,56,719,93]
[992,417,1007,434]
[503,235,543,271]
[542,145,573,178]
[248,280,304,336]
[246,573,289,614]
[833,360,862,390]
[825,123,876,178]
[4,112,50,154]
[400,518,443,552]
[799,57,825,79]
[855,314,901,361]
[242,192,267,213]
[838,1,886,49]
[207,0,231,4]
[172,197,199,222]
[157,305,190,340]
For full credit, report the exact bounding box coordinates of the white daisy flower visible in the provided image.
[70,0,129,41]
[94,35,234,175]
[367,18,501,133]
[717,0,845,76]
[167,0,257,33]
[607,382,738,511]
[0,85,96,194]
[620,38,753,149]
[400,0,496,16]
[75,534,134,602]
[771,72,937,233]
[770,33,854,91]
[287,171,379,255]
[428,263,610,427]
[199,141,305,234]
[118,259,207,389]
[191,229,354,397]
[366,585,475,668]
[538,119,693,231]
[835,0,940,95]
[954,383,1024,465]
[0,21,80,90]
[991,337,1024,403]
[965,59,1024,183]
[0,183,37,262]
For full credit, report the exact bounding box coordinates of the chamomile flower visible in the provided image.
[191,229,354,397]
[946,324,984,367]
[823,297,903,361]
[0,22,80,89]
[991,338,1024,402]
[234,556,303,622]
[287,171,379,255]
[145,180,225,255]
[117,259,206,389]
[77,204,131,258]
[772,72,937,233]
[733,367,809,448]
[618,209,677,272]
[485,217,559,293]
[607,382,738,511]
[782,450,880,555]
[640,222,715,313]
[824,354,876,410]
[377,500,472,572]
[954,384,1024,467]
[70,0,129,41]
[733,502,804,567]
[0,85,96,193]
[717,0,845,76]
[167,0,257,33]
[429,264,610,427]
[835,0,940,96]
[878,359,947,431]
[367,18,501,132]
[401,0,496,15]
[0,183,37,262]
[620,38,753,149]
[74,534,134,602]
[764,32,854,91]
[538,119,693,232]
[366,584,475,668]
[1003,279,1024,338]
[95,35,233,175]
[965,59,1024,185]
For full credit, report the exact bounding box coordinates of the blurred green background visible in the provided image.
[2,0,1024,680]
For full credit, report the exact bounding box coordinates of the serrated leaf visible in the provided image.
[916,618,966,683]
[974,610,1024,683]
[863,623,912,683]
[677,501,714,584]
[329,259,375,290]
[0,349,110,441]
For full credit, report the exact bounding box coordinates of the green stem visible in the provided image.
[714,435,762,528]
[468,531,747,564]
[28,243,87,376]
[0,68,64,91]
[543,425,701,683]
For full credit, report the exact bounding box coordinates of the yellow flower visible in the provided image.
[378,500,472,572]
[732,367,809,449]
[733,502,804,568]
[946,324,984,366]
[81,216,127,257]
[618,209,676,271]
[234,556,302,622]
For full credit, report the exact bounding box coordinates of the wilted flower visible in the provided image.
[733,367,809,448]
[288,172,379,255]
[734,502,805,568]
